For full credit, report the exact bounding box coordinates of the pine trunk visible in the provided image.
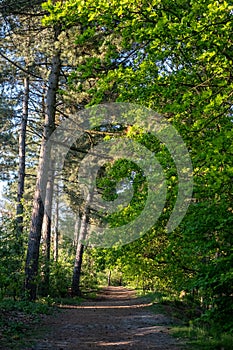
[24,29,61,300]
[72,241,85,297]
[73,213,81,247]
[16,75,29,237]
[53,181,59,262]
[40,161,55,296]
[72,197,91,296]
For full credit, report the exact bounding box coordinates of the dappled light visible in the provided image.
[30,287,182,349]
[60,302,153,310]
[95,340,134,347]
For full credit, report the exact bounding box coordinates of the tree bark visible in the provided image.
[40,160,55,296]
[16,75,29,238]
[108,270,111,287]
[53,181,59,262]
[72,195,91,297]
[73,212,81,248]
[72,239,85,297]
[24,27,61,300]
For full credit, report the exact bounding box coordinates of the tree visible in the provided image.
[25,26,61,300]
[0,3,46,262]
[0,0,62,299]
[44,0,233,330]
[15,71,30,237]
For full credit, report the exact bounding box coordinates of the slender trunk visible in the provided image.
[73,212,81,248]
[16,75,29,237]
[72,240,85,297]
[40,161,55,296]
[72,195,91,297]
[108,270,111,287]
[24,28,61,300]
[53,181,59,262]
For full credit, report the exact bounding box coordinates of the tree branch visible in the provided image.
[0,51,42,80]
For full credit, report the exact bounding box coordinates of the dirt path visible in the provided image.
[30,287,186,350]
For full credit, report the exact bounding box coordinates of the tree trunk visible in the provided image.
[72,195,91,297]
[16,75,29,238]
[40,161,55,296]
[72,240,85,297]
[24,28,61,300]
[108,270,111,287]
[73,212,81,248]
[53,181,59,262]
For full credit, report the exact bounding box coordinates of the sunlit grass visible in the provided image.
[137,290,233,350]
[172,325,233,350]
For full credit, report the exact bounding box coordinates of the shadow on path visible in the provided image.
[31,287,185,350]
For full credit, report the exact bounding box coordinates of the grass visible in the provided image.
[139,290,233,350]
[172,325,233,350]
[82,288,99,300]
[53,295,84,306]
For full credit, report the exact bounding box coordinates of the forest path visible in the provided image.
[30,287,185,350]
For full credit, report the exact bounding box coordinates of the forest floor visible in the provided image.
[22,286,188,350]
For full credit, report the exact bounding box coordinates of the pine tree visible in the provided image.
[25,25,62,300]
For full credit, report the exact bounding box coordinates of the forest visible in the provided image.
[0,0,233,348]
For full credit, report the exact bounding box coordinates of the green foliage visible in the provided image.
[0,217,25,300]
[48,263,71,298]
[96,157,148,227]
[78,247,99,290]
[0,298,52,348]
[48,256,74,298]
[0,299,52,315]
[172,326,233,350]
[144,290,233,349]
[0,97,17,181]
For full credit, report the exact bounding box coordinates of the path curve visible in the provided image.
[31,287,185,350]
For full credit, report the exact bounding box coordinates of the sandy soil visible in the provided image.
[29,287,186,350]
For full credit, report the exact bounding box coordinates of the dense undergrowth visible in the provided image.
[0,299,53,349]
